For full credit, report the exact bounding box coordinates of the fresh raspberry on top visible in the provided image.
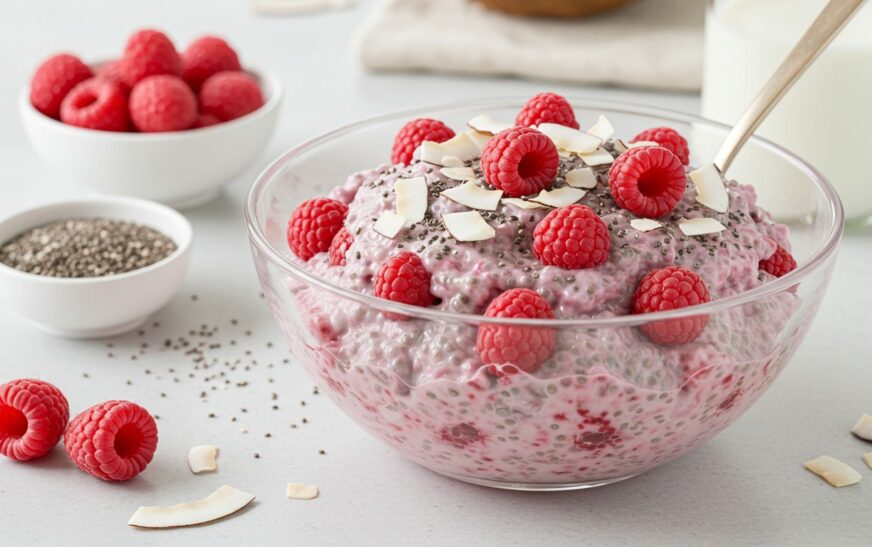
[608,146,686,218]
[533,204,611,269]
[476,288,556,376]
[632,266,710,346]
[64,400,158,482]
[759,245,796,278]
[480,126,559,197]
[199,71,264,122]
[181,36,242,92]
[373,252,434,317]
[328,227,354,267]
[391,118,455,165]
[29,53,93,119]
[515,92,580,129]
[632,127,690,166]
[120,29,181,88]
[287,197,348,261]
[60,78,129,132]
[129,75,197,132]
[95,59,126,87]
[0,379,69,461]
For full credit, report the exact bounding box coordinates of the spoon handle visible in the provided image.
[713,0,867,173]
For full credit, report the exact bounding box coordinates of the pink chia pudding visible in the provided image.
[274,95,800,485]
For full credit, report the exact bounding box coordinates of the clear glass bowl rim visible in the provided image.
[244,96,844,328]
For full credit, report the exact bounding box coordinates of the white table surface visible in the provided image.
[1,1,871,546]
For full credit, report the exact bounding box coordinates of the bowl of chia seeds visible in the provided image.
[0,196,192,338]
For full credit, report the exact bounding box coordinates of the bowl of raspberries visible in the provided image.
[20,29,282,209]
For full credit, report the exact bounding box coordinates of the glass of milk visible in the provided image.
[702,0,872,223]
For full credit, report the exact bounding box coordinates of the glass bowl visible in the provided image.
[245,98,843,491]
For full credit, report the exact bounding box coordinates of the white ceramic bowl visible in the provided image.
[0,197,192,338]
[19,69,282,209]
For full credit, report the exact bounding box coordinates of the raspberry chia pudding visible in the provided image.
[262,94,812,487]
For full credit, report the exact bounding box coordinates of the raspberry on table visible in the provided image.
[120,29,181,88]
[391,118,455,165]
[0,379,69,461]
[476,288,556,376]
[328,227,354,267]
[631,127,690,166]
[480,126,559,197]
[759,245,797,278]
[373,252,434,317]
[64,400,158,482]
[60,78,129,132]
[129,75,197,132]
[608,146,687,218]
[199,71,264,122]
[533,204,611,269]
[515,92,580,129]
[286,197,348,261]
[181,36,242,92]
[29,53,93,119]
[632,266,711,346]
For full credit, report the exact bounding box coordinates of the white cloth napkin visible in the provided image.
[355,0,704,91]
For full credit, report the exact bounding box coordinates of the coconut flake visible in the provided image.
[502,198,547,210]
[630,218,664,232]
[440,167,476,181]
[420,133,480,165]
[468,114,513,135]
[851,414,872,442]
[530,187,586,208]
[690,163,729,213]
[187,445,218,474]
[579,147,615,167]
[587,114,615,141]
[441,181,502,211]
[464,130,492,153]
[395,177,428,222]
[565,167,598,189]
[440,155,465,167]
[536,123,602,155]
[128,486,255,528]
[373,211,406,238]
[442,211,495,242]
[286,483,319,500]
[678,217,726,236]
[863,453,872,470]
[804,456,862,487]
[629,140,659,149]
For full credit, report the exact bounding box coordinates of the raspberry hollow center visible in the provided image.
[114,423,143,458]
[518,152,544,180]
[0,405,28,438]
[637,170,669,197]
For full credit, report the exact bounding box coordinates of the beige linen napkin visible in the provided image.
[355,0,704,91]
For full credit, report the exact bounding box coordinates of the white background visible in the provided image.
[1,1,871,545]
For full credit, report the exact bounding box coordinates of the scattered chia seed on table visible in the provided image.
[0,218,176,278]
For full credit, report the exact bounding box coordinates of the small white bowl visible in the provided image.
[0,197,192,338]
[19,69,282,209]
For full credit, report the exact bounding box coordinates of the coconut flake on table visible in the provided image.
[420,133,480,165]
[467,114,513,135]
[690,163,729,213]
[536,123,602,155]
[442,211,495,242]
[804,456,862,487]
[678,217,726,236]
[373,211,406,238]
[863,453,872,470]
[851,414,872,442]
[286,483,319,500]
[586,114,615,141]
[579,147,615,167]
[440,167,476,181]
[529,187,586,208]
[565,167,598,189]
[187,445,218,474]
[127,485,256,528]
[395,177,428,222]
[502,197,548,209]
[441,181,503,211]
[630,218,664,232]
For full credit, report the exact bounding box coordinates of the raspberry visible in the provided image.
[286,198,348,261]
[95,60,127,89]
[373,252,434,316]
[328,227,354,267]
[480,126,559,197]
[608,146,687,218]
[632,266,710,346]
[29,53,93,119]
[515,92,579,129]
[0,379,69,461]
[632,127,690,166]
[759,245,796,278]
[64,400,158,482]
[60,78,129,132]
[391,118,455,165]
[533,204,611,269]
[120,29,181,88]
[199,71,264,122]
[191,113,221,129]
[181,36,242,92]
[129,75,197,132]
[476,288,556,376]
